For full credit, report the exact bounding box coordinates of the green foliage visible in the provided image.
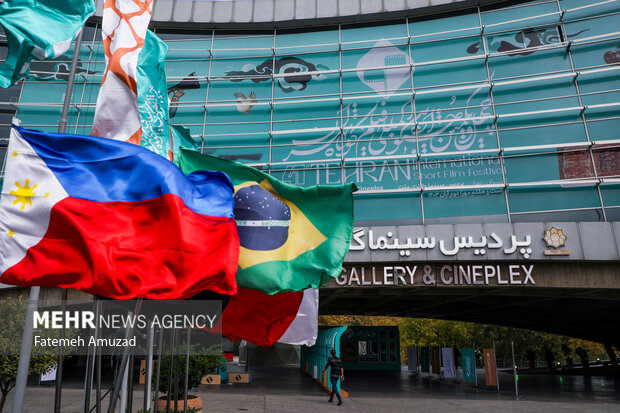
[0,296,60,413]
[157,353,222,400]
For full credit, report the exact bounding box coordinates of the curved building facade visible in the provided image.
[3,0,620,224]
[1,0,620,341]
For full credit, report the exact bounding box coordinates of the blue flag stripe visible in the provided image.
[16,125,234,218]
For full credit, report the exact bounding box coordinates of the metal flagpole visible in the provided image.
[511,341,519,397]
[473,341,478,387]
[10,287,39,413]
[154,328,164,408]
[82,297,99,412]
[54,26,85,413]
[12,25,85,413]
[126,349,135,413]
[165,328,175,412]
[493,340,500,393]
[118,358,129,413]
[173,329,180,413]
[184,329,190,413]
[106,299,142,413]
[95,300,102,413]
[143,322,154,413]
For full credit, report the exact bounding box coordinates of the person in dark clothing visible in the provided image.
[323,349,344,406]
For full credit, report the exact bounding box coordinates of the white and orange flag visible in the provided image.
[91,0,153,145]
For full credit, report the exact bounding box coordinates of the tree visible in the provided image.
[0,296,58,413]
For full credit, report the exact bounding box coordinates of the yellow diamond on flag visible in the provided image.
[10,179,37,210]
[234,179,327,269]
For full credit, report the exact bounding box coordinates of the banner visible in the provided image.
[461,348,476,383]
[441,347,456,379]
[483,348,497,387]
[407,346,418,372]
[420,347,430,373]
[431,346,440,375]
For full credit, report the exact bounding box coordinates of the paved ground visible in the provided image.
[6,365,620,412]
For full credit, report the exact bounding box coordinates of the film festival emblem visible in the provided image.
[543,227,571,256]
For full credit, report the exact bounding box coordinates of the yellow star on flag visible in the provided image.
[12,151,18,157]
[7,230,15,237]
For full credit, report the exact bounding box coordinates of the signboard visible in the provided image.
[431,347,440,375]
[441,347,456,379]
[345,224,582,261]
[201,374,221,385]
[420,347,430,373]
[407,346,418,372]
[483,348,497,387]
[139,360,155,384]
[230,373,250,384]
[461,348,476,383]
[336,264,535,287]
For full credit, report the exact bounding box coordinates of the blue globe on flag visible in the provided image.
[234,185,291,251]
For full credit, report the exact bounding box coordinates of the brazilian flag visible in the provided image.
[177,149,356,294]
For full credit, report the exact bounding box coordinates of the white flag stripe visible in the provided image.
[0,121,68,273]
[278,288,318,346]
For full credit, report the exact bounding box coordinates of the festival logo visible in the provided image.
[167,72,201,118]
[28,55,98,81]
[543,227,570,256]
[225,57,327,93]
[356,40,413,98]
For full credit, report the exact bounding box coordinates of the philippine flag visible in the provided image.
[0,120,239,300]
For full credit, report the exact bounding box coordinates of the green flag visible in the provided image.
[176,149,356,294]
[0,0,95,88]
[461,348,476,382]
[136,30,171,158]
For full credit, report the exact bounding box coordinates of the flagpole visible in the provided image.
[9,287,39,413]
[106,299,142,413]
[143,322,154,413]
[11,27,86,413]
[54,26,85,413]
[82,297,99,412]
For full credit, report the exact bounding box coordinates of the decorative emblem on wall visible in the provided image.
[604,45,620,65]
[28,55,98,81]
[356,40,413,98]
[225,57,327,93]
[234,92,257,114]
[543,227,570,256]
[466,28,589,57]
[167,72,201,118]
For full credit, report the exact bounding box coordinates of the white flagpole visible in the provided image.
[10,287,39,413]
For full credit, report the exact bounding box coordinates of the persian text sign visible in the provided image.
[335,264,535,287]
[350,227,534,259]
[484,349,498,387]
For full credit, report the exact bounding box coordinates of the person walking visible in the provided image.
[323,349,344,406]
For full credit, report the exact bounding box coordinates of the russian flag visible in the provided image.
[0,120,239,299]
